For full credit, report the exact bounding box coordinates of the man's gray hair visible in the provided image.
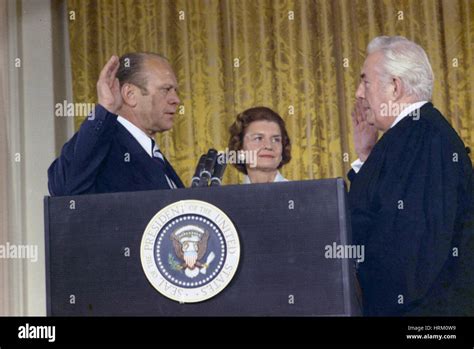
[367,36,434,101]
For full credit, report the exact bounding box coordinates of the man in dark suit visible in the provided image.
[348,36,473,316]
[48,53,185,195]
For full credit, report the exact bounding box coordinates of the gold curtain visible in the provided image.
[67,0,474,186]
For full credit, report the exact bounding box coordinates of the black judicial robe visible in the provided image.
[348,102,474,316]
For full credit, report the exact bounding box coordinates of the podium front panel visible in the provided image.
[44,178,360,316]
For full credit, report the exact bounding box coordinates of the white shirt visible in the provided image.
[117,116,155,156]
[117,116,177,189]
[243,171,288,184]
[350,101,428,173]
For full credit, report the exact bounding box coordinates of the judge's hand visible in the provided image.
[97,55,122,114]
[351,98,378,162]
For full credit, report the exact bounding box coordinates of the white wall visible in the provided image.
[5,0,73,316]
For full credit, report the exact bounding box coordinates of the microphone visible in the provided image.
[199,149,218,187]
[210,153,227,186]
[191,154,207,188]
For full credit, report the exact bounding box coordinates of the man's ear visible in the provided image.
[391,76,403,101]
[121,83,138,107]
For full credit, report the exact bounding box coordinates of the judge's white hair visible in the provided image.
[367,36,434,101]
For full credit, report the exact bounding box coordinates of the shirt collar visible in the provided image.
[243,170,287,184]
[274,171,287,182]
[117,116,155,157]
[390,101,428,129]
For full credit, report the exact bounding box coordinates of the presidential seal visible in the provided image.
[140,200,240,303]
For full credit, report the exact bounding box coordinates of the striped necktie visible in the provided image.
[151,139,165,165]
[151,139,177,189]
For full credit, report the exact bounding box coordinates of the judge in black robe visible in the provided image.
[348,36,474,316]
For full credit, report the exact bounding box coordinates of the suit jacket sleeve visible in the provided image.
[47,104,118,196]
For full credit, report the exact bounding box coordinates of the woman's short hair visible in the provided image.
[228,106,291,174]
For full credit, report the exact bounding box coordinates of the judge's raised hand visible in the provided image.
[97,55,122,114]
[351,98,378,162]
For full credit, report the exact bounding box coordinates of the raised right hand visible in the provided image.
[97,55,122,113]
[351,98,378,162]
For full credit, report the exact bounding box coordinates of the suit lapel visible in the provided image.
[162,156,185,188]
[115,123,173,189]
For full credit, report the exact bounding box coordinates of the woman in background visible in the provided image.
[228,107,291,183]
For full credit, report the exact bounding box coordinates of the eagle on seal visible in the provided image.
[170,226,215,278]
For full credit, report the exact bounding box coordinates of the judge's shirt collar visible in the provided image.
[117,116,155,157]
[390,101,428,129]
